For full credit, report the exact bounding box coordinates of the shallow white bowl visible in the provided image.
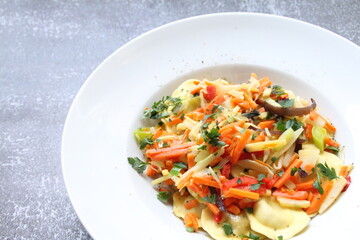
[62,13,360,240]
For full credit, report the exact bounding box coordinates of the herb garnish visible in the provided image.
[278,98,294,108]
[201,124,226,148]
[243,110,260,119]
[143,96,182,119]
[317,162,339,181]
[202,194,216,204]
[128,157,149,173]
[157,191,172,203]
[239,232,260,240]
[275,117,302,131]
[139,137,154,149]
[170,162,188,176]
[222,223,233,236]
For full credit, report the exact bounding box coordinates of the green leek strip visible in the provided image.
[312,126,327,152]
[272,128,303,158]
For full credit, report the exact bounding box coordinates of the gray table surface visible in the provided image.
[1,0,359,239]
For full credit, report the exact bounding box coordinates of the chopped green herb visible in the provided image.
[139,137,154,149]
[250,183,261,191]
[157,191,172,203]
[202,124,226,148]
[202,194,216,204]
[245,207,253,214]
[222,223,233,236]
[317,162,339,181]
[275,117,302,131]
[170,162,188,176]
[239,232,260,240]
[276,170,284,177]
[271,85,285,96]
[179,113,185,120]
[197,145,207,150]
[313,179,324,195]
[271,157,278,163]
[278,99,294,108]
[251,133,256,140]
[236,178,242,184]
[186,227,195,233]
[128,157,148,174]
[143,96,182,119]
[243,110,260,118]
[257,173,266,181]
[278,236,283,240]
[162,142,169,148]
[325,146,339,153]
[291,167,299,176]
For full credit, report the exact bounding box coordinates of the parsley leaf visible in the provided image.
[143,96,182,119]
[157,191,172,203]
[250,183,261,191]
[236,178,242,184]
[271,85,285,96]
[202,194,216,204]
[325,146,339,153]
[222,223,233,236]
[197,145,207,150]
[276,170,284,177]
[170,162,188,176]
[245,207,253,214]
[186,227,195,233]
[128,157,148,173]
[313,179,324,195]
[202,124,226,148]
[257,173,266,181]
[291,167,299,176]
[317,163,339,181]
[278,99,294,108]
[139,137,154,149]
[278,236,284,240]
[271,157,278,163]
[243,110,260,119]
[275,117,302,131]
[239,232,260,240]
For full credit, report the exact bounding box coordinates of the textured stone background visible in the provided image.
[0,0,359,239]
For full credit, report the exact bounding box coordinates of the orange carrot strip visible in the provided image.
[146,165,158,176]
[219,120,246,133]
[325,137,340,148]
[177,172,194,190]
[226,204,241,215]
[184,199,199,210]
[151,148,190,160]
[206,203,220,216]
[146,142,193,157]
[273,157,302,189]
[305,123,313,139]
[223,197,238,207]
[187,152,195,169]
[231,129,253,164]
[273,189,309,200]
[184,212,198,231]
[193,176,220,189]
[210,156,222,167]
[168,117,183,126]
[324,122,336,132]
[258,120,276,129]
[226,188,260,200]
[243,93,257,109]
[259,77,272,88]
[164,179,174,185]
[339,166,350,177]
[153,128,163,139]
[307,191,314,202]
[306,181,334,215]
[186,182,209,198]
[296,180,316,191]
[181,129,190,142]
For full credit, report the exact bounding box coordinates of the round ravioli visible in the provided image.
[173,192,205,227]
[201,208,250,240]
[246,197,310,240]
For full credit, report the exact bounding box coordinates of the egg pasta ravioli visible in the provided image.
[128,74,353,240]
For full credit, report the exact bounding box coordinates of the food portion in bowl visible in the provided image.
[128,74,352,240]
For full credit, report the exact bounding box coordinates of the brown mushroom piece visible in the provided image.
[263,98,317,116]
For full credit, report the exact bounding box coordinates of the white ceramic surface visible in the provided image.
[62,13,360,240]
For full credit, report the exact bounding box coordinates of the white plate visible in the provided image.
[62,13,360,240]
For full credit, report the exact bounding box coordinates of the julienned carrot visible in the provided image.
[219,120,246,133]
[146,142,193,157]
[186,112,204,121]
[223,197,238,207]
[231,129,253,164]
[150,148,190,160]
[209,156,222,167]
[259,77,272,88]
[152,128,163,139]
[226,188,260,200]
[258,120,276,129]
[181,129,190,142]
[243,93,257,109]
[184,199,199,210]
[305,123,313,139]
[193,176,220,188]
[187,152,195,169]
[226,204,241,215]
[273,157,303,189]
[206,203,220,215]
[309,110,336,132]
[177,171,194,190]
[184,212,198,231]
[168,117,183,126]
[146,165,158,176]
[164,178,174,185]
[296,180,316,191]
[272,189,309,200]
[324,122,336,132]
[306,181,334,215]
[186,181,209,198]
[325,137,340,148]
